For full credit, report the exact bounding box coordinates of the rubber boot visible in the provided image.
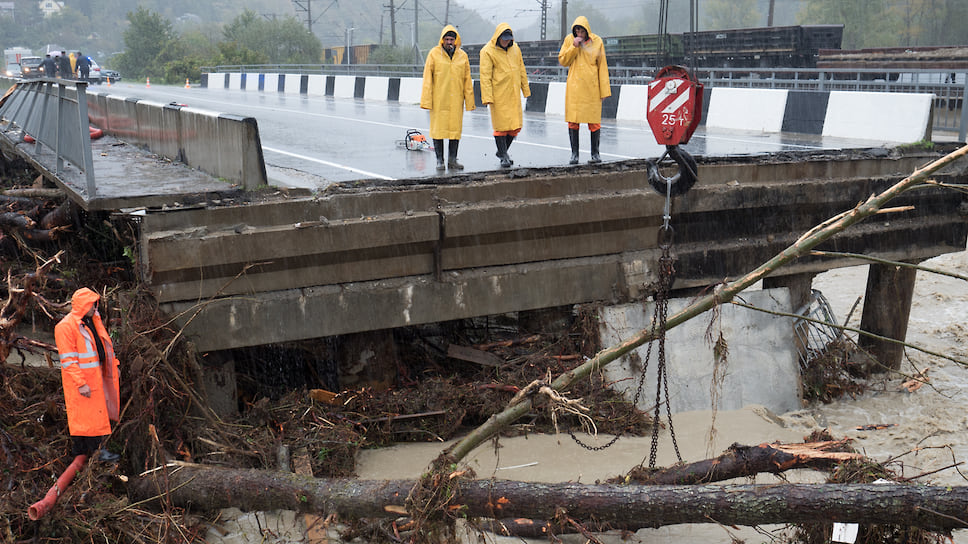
[448,140,464,170]
[434,139,445,171]
[503,134,515,165]
[588,129,602,164]
[568,128,580,165]
[495,136,511,168]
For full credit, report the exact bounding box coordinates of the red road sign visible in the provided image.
[646,66,704,146]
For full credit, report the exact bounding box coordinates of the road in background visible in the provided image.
[93,82,887,189]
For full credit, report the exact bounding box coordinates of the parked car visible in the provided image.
[20,56,43,78]
[101,68,121,82]
[84,58,103,83]
[4,62,22,78]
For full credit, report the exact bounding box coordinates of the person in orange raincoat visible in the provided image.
[558,15,611,165]
[55,288,121,462]
[480,23,531,168]
[421,24,475,171]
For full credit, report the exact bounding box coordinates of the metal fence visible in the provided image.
[0,78,96,195]
[203,64,968,141]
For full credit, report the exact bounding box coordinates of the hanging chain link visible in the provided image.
[569,177,683,461]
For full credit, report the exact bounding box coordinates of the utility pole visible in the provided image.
[560,0,567,40]
[292,0,314,33]
[767,0,775,27]
[387,0,397,47]
[413,0,420,64]
[539,0,548,40]
[444,0,450,25]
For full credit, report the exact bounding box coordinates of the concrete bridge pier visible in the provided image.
[858,261,919,372]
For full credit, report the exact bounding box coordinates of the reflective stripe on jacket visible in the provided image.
[55,288,120,437]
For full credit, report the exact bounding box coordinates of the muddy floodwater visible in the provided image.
[211,245,968,543]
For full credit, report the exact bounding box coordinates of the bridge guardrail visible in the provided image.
[0,78,97,196]
[203,64,968,140]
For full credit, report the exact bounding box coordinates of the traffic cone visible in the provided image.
[146,77,150,88]
[106,77,111,87]
[184,78,190,89]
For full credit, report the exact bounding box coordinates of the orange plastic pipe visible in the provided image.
[28,454,88,520]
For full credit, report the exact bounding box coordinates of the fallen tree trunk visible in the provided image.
[127,464,968,531]
[631,441,861,485]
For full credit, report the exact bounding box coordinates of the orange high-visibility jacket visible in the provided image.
[55,288,120,437]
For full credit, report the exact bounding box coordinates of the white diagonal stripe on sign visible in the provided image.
[648,79,682,114]
[662,87,691,114]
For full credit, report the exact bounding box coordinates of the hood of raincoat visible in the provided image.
[489,22,514,49]
[69,287,100,319]
[571,15,591,37]
[438,24,462,49]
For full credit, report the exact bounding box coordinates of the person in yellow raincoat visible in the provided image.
[421,25,475,171]
[480,23,531,168]
[558,15,611,165]
[55,288,121,462]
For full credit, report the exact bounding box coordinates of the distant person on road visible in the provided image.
[558,16,611,165]
[479,23,530,168]
[421,25,475,171]
[76,52,91,83]
[40,54,56,78]
[57,51,72,79]
[55,288,121,463]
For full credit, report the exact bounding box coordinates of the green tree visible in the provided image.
[797,0,895,48]
[222,9,322,64]
[113,7,177,80]
[705,0,760,29]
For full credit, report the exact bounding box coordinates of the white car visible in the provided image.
[81,57,103,84]
[4,63,22,78]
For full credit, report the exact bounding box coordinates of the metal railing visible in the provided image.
[0,78,96,196]
[204,64,968,141]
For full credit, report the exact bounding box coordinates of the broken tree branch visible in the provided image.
[445,144,968,463]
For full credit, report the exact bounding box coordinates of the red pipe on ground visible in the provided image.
[28,454,88,520]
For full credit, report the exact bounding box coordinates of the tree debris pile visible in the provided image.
[800,337,870,402]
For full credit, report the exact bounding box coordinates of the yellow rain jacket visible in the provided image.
[55,288,120,437]
[479,22,531,132]
[557,16,611,124]
[421,25,475,140]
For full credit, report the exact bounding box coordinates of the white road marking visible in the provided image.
[262,146,395,180]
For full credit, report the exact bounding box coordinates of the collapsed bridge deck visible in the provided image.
[137,148,968,355]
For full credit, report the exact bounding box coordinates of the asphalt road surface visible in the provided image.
[94,81,887,190]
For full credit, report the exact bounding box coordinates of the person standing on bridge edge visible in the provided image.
[55,288,121,463]
[558,16,611,165]
[40,54,56,78]
[76,52,91,83]
[57,51,72,79]
[480,23,530,168]
[421,25,475,171]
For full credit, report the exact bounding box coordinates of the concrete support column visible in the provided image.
[337,329,398,391]
[201,351,238,417]
[763,272,816,313]
[858,262,918,372]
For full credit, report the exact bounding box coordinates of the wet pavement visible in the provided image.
[93,82,892,190]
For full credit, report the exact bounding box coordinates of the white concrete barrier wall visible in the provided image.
[228,73,243,90]
[616,84,649,122]
[208,73,227,89]
[307,75,326,96]
[823,91,933,143]
[706,87,788,133]
[263,74,280,92]
[284,74,302,94]
[398,77,423,104]
[363,76,389,101]
[545,82,566,117]
[333,75,355,98]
